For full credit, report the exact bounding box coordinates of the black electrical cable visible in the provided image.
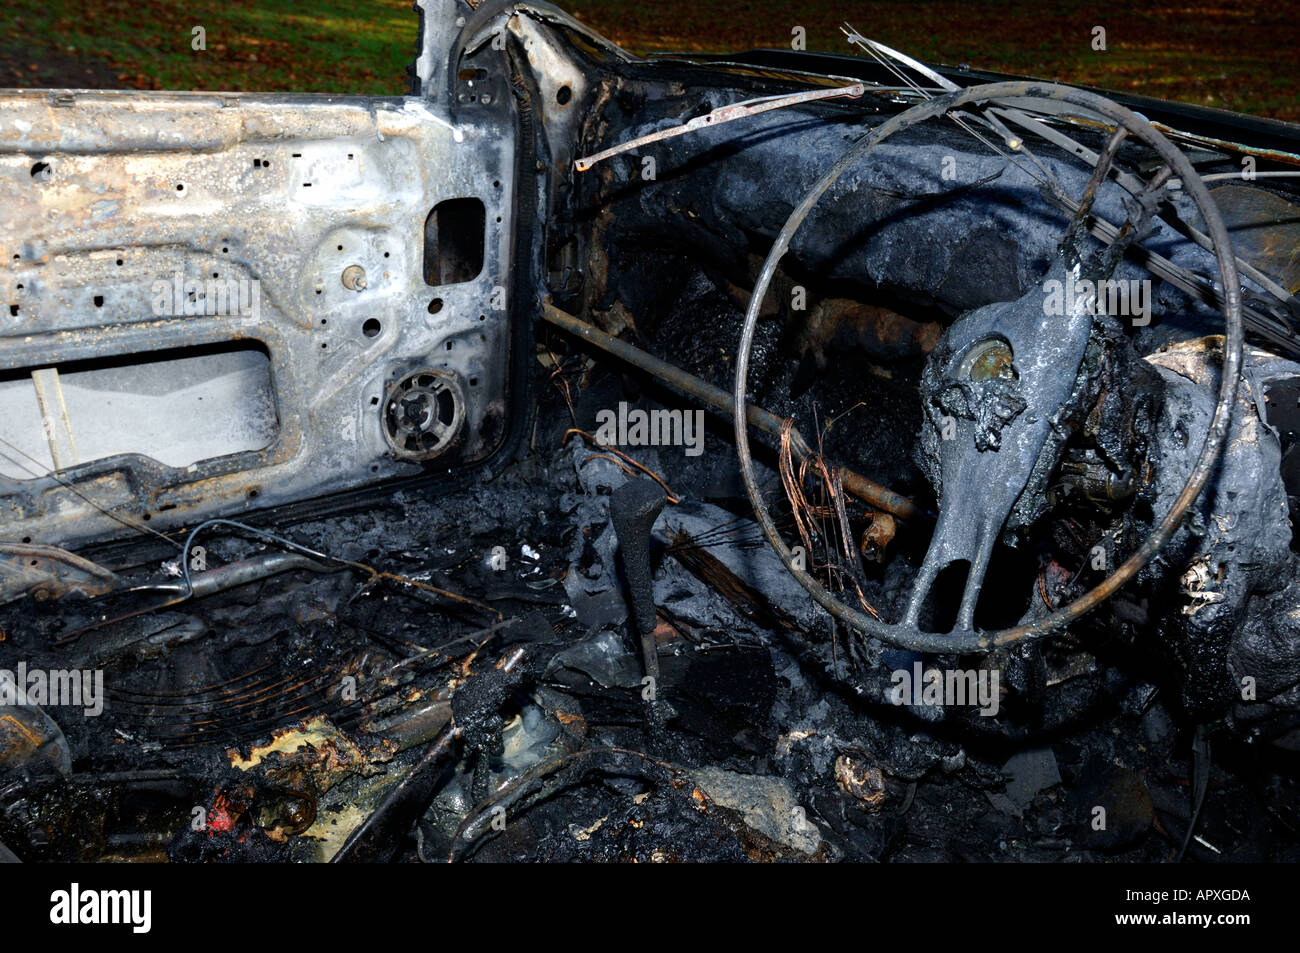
[179,518,340,601]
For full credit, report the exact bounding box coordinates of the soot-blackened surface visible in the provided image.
[0,312,1297,864]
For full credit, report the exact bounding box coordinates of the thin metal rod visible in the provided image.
[574,84,866,173]
[541,301,927,523]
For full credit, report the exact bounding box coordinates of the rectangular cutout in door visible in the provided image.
[423,197,486,286]
[0,342,279,479]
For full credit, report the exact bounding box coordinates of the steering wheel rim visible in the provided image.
[732,81,1243,654]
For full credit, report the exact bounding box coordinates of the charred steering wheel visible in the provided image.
[733,82,1244,654]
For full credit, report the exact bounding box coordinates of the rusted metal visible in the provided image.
[1211,185,1300,294]
[0,541,121,602]
[541,300,926,522]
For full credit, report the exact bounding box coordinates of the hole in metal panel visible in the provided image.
[423,198,486,287]
[0,342,279,479]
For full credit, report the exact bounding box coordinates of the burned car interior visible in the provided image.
[1,0,1299,866]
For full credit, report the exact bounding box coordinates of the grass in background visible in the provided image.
[1,0,1296,121]
[1,0,417,93]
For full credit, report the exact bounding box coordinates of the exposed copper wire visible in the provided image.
[562,428,679,503]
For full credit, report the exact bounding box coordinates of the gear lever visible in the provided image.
[609,478,667,687]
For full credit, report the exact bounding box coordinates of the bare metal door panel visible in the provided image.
[0,89,518,546]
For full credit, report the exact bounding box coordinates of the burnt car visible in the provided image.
[0,0,1298,864]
